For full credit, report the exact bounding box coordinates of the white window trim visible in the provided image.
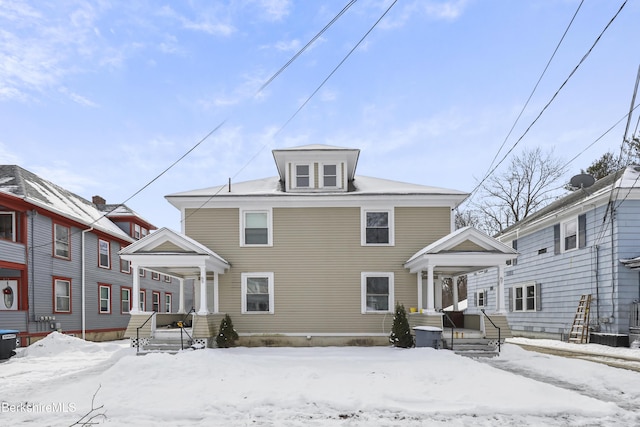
[99,284,111,314]
[121,288,131,314]
[476,290,487,308]
[319,162,342,189]
[165,293,172,313]
[292,162,313,189]
[361,208,395,246]
[561,217,578,253]
[0,211,16,241]
[120,258,131,274]
[54,223,71,259]
[361,272,394,314]
[152,291,160,312]
[513,282,537,312]
[98,239,110,269]
[139,290,146,311]
[240,208,273,247]
[241,272,275,314]
[54,279,71,313]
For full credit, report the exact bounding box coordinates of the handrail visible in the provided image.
[178,307,196,350]
[480,309,501,352]
[136,311,157,354]
[439,309,456,351]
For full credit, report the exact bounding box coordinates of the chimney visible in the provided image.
[92,195,106,206]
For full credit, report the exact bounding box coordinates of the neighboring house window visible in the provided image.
[241,273,274,314]
[120,259,131,274]
[98,284,111,314]
[475,290,487,308]
[54,278,71,313]
[98,239,110,269]
[322,164,338,187]
[54,223,70,259]
[165,293,172,313]
[121,287,131,314]
[141,227,148,238]
[151,272,160,281]
[139,268,146,278]
[361,273,394,313]
[512,283,539,312]
[139,290,146,311]
[555,214,587,253]
[241,210,272,246]
[362,209,394,245]
[0,211,15,241]
[134,224,141,239]
[152,291,160,312]
[295,164,310,188]
[163,275,171,283]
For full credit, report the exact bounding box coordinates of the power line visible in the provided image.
[463,0,628,208]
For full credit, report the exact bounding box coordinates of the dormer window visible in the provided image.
[295,164,310,188]
[322,164,337,187]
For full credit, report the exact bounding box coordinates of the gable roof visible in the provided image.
[0,165,133,241]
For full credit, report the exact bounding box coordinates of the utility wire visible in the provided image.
[463,0,628,208]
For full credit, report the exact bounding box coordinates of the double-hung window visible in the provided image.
[322,164,338,188]
[476,290,487,308]
[295,164,311,188]
[0,212,15,241]
[362,209,394,245]
[241,273,274,314]
[54,278,71,313]
[512,282,538,312]
[121,287,131,314]
[98,239,110,269]
[120,258,131,274]
[139,290,146,311]
[98,284,111,314]
[555,214,586,254]
[54,224,70,259]
[361,273,394,313]
[152,291,160,312]
[165,293,172,313]
[241,210,271,246]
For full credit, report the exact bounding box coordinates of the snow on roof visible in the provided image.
[0,165,133,241]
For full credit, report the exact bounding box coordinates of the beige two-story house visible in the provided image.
[121,144,516,347]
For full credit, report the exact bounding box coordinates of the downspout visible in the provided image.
[81,227,94,340]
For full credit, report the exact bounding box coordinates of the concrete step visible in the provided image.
[444,338,501,358]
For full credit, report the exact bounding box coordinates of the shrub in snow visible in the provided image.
[389,303,414,348]
[216,314,239,348]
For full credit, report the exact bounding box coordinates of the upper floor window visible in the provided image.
[362,209,394,246]
[151,272,160,281]
[322,164,337,187]
[295,164,311,188]
[554,214,586,254]
[241,209,272,246]
[134,224,141,239]
[361,273,394,313]
[120,258,131,274]
[98,239,110,269]
[54,278,71,313]
[241,272,274,314]
[54,223,70,259]
[0,212,16,241]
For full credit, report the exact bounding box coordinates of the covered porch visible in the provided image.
[119,228,230,348]
[404,227,518,340]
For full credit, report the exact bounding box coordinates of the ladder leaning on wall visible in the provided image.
[568,294,592,344]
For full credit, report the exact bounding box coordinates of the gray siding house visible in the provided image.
[466,166,640,345]
[0,165,189,345]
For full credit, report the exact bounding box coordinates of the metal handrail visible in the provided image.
[439,309,456,351]
[480,309,501,352]
[136,311,157,354]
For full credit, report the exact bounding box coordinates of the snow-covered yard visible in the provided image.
[1,333,639,426]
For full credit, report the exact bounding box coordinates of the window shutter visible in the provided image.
[512,239,518,266]
[473,292,477,307]
[483,290,488,307]
[578,214,587,248]
[553,224,560,254]
[536,283,542,311]
[508,288,513,312]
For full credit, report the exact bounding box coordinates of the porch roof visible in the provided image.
[404,227,518,276]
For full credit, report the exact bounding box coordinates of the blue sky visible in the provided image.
[1,0,638,230]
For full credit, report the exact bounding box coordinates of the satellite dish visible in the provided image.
[569,173,596,189]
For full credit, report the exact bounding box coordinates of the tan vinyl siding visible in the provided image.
[185,205,451,335]
[152,241,187,252]
[449,240,486,252]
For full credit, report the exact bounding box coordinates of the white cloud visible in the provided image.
[254,0,292,22]
[0,142,22,164]
[274,39,301,52]
[31,164,100,195]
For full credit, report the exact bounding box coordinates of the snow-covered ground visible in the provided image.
[1,332,639,426]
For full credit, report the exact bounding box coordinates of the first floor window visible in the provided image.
[361,273,394,313]
[54,279,71,313]
[99,284,111,314]
[121,288,131,314]
[152,291,160,312]
[0,211,16,241]
[54,224,70,259]
[139,290,146,311]
[241,273,274,314]
[476,290,487,308]
[512,283,538,312]
[165,293,172,313]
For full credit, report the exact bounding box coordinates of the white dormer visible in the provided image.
[272,144,360,193]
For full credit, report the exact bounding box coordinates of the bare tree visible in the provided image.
[473,147,567,235]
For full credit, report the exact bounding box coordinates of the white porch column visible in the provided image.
[131,263,140,314]
[178,278,186,314]
[435,276,443,311]
[417,272,423,312]
[213,271,219,313]
[426,265,435,313]
[496,265,506,314]
[197,265,209,315]
[452,275,459,311]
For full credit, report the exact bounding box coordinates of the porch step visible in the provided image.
[136,329,195,355]
[443,338,500,358]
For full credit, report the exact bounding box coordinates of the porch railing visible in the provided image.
[439,309,456,351]
[178,307,195,350]
[481,309,501,353]
[136,311,157,354]
[631,302,640,327]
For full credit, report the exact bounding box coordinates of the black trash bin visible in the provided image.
[0,329,19,360]
[413,326,442,349]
